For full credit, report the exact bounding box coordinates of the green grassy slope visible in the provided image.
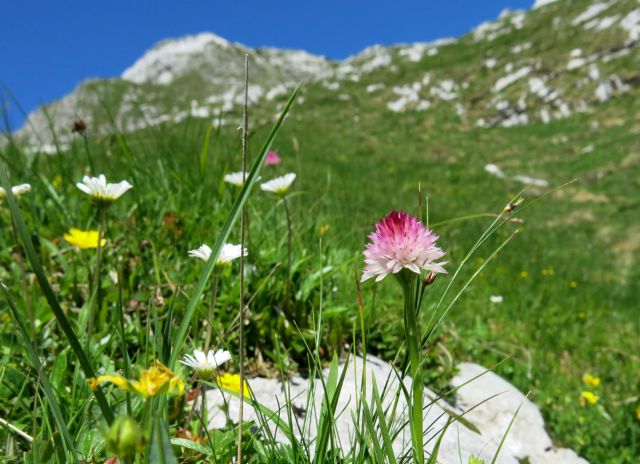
[2,0,640,461]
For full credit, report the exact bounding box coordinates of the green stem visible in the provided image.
[204,273,219,352]
[399,272,424,464]
[88,207,106,339]
[82,133,96,174]
[282,196,293,313]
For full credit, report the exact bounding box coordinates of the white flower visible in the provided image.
[223,171,250,187]
[188,243,247,266]
[260,173,296,196]
[490,295,504,304]
[76,174,132,203]
[181,349,231,376]
[0,183,31,199]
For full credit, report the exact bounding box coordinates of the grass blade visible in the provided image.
[169,86,299,368]
[1,283,78,463]
[0,165,114,425]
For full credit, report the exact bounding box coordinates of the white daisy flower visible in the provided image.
[0,183,31,199]
[260,173,296,196]
[489,295,504,304]
[188,243,247,266]
[76,174,132,203]
[181,349,231,377]
[223,171,250,187]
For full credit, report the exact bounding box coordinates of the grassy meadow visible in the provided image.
[1,79,639,463]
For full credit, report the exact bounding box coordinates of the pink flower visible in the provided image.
[265,151,282,166]
[361,211,447,283]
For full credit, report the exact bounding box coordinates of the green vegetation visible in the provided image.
[2,0,639,461]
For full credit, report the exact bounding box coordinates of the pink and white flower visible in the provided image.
[265,150,282,166]
[361,211,447,283]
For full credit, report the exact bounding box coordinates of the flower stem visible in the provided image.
[204,273,219,353]
[236,53,249,464]
[282,196,293,311]
[81,133,96,174]
[88,207,106,339]
[399,273,424,464]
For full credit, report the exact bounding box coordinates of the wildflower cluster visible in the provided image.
[579,373,601,406]
[89,361,185,398]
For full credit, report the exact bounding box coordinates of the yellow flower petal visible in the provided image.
[87,362,183,398]
[64,228,106,249]
[579,390,599,406]
[582,374,600,388]
[132,362,185,398]
[88,374,133,392]
[216,373,250,398]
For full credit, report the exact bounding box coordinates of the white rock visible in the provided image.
[494,66,532,92]
[485,163,506,178]
[204,357,586,463]
[584,14,620,30]
[122,33,231,84]
[452,363,588,464]
[366,83,385,93]
[513,174,549,187]
[621,8,640,42]
[532,0,559,9]
[572,2,613,26]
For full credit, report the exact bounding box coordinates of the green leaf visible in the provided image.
[0,165,114,425]
[170,437,213,457]
[147,417,179,464]
[1,283,78,464]
[371,374,398,464]
[198,123,215,177]
[426,417,452,464]
[491,393,529,464]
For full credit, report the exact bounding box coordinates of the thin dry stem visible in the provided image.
[236,53,249,464]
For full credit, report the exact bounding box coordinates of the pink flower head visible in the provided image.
[361,211,447,283]
[265,150,282,166]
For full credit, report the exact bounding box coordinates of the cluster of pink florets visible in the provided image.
[361,211,447,283]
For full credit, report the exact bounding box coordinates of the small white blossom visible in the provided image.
[76,174,132,203]
[490,295,504,304]
[188,243,247,266]
[0,183,31,199]
[181,349,231,376]
[260,173,296,196]
[223,171,250,187]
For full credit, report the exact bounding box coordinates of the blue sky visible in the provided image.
[1,0,533,130]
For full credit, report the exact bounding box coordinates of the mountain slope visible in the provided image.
[15,0,639,150]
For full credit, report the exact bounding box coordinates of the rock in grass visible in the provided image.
[205,356,587,463]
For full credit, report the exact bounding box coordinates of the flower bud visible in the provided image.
[106,415,144,457]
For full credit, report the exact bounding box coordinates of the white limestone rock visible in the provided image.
[205,356,588,463]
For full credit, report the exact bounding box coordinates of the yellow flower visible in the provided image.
[216,373,250,398]
[636,404,640,420]
[64,228,106,249]
[520,271,528,279]
[319,225,330,235]
[579,391,599,406]
[570,281,578,288]
[582,374,600,388]
[89,361,184,398]
[578,311,586,320]
[541,268,555,277]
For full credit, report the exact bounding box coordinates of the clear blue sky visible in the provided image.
[1,0,534,130]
